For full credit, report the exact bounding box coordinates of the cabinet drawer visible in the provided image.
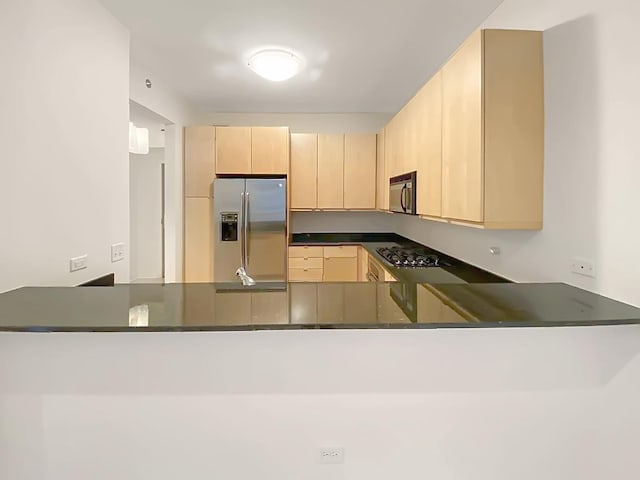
[323,257,358,282]
[289,257,323,269]
[288,246,324,258]
[289,268,323,282]
[323,246,358,258]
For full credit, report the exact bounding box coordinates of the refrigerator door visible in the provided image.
[245,178,287,282]
[213,178,245,282]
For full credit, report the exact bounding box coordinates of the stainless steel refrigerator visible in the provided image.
[213,178,287,284]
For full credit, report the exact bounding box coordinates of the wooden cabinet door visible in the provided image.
[376,129,387,210]
[344,134,376,209]
[384,119,397,179]
[251,127,289,174]
[288,246,323,258]
[441,30,484,222]
[323,246,358,258]
[357,247,368,281]
[290,133,318,208]
[184,126,215,197]
[215,127,251,174]
[323,257,358,282]
[317,134,344,208]
[184,198,212,282]
[415,72,443,217]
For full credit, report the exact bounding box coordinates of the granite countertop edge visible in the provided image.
[3,318,640,333]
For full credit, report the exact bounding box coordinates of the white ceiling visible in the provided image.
[101,0,504,113]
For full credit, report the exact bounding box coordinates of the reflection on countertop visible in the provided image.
[0,282,639,332]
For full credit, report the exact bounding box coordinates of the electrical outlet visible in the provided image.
[70,255,88,272]
[318,447,345,464]
[111,243,125,263]
[571,258,596,278]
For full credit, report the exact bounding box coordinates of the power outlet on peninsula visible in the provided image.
[317,447,345,464]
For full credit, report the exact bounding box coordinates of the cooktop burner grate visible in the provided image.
[376,246,440,268]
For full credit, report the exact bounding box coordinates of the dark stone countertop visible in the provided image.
[290,232,509,284]
[0,282,639,332]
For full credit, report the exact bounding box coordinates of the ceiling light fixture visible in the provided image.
[247,48,302,82]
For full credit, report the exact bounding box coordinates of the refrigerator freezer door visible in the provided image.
[213,178,245,282]
[245,178,287,282]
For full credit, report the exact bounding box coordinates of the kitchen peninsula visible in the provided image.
[1,281,639,332]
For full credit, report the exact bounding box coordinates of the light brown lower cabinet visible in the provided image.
[184,197,213,282]
[323,257,358,282]
[289,268,323,282]
[357,247,369,281]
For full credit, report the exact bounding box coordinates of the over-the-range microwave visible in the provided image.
[389,171,417,215]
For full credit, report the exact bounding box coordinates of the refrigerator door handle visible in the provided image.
[244,192,250,267]
[240,192,246,269]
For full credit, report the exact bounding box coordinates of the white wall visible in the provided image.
[2,326,640,479]
[130,63,199,283]
[198,112,391,133]
[0,0,130,292]
[388,0,640,307]
[130,148,164,280]
[292,211,396,233]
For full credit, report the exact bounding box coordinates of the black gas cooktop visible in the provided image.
[376,246,441,268]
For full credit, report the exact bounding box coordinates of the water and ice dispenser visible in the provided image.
[220,213,238,241]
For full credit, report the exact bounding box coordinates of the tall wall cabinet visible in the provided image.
[441,29,544,229]
[380,28,544,230]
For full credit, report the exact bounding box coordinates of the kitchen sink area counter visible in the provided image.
[1,282,639,332]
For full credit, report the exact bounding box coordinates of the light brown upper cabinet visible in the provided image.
[251,127,289,174]
[414,72,443,218]
[441,29,544,229]
[290,133,318,209]
[215,126,289,175]
[344,134,376,209]
[317,134,344,209]
[215,127,251,174]
[184,126,216,197]
[376,129,388,210]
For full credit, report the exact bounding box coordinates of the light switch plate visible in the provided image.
[70,255,88,272]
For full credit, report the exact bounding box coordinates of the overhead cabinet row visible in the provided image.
[290,133,377,210]
[184,126,289,197]
[381,29,544,229]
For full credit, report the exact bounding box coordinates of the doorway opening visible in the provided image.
[129,100,170,283]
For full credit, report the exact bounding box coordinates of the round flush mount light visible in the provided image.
[247,48,302,82]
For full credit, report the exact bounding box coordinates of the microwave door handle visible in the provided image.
[400,185,407,212]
